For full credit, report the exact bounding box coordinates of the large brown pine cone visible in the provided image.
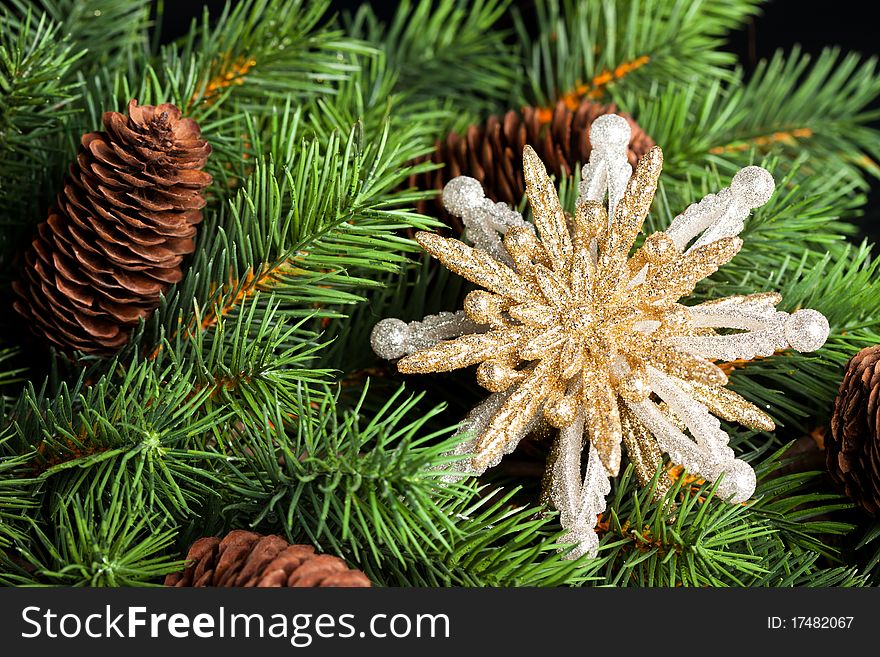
[164,530,372,588]
[828,345,880,514]
[13,99,211,355]
[411,99,654,233]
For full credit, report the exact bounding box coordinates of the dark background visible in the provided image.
[154,0,880,237]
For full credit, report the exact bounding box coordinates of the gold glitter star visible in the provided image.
[397,144,774,485]
[374,114,830,558]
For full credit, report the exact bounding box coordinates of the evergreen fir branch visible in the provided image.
[750,445,855,555]
[591,457,854,586]
[294,53,455,151]
[217,382,595,586]
[517,0,762,108]
[753,562,867,587]
[4,357,230,525]
[595,468,772,586]
[0,8,83,257]
[0,448,40,550]
[345,0,515,133]
[12,480,182,587]
[218,384,470,564]
[2,0,151,78]
[156,295,333,422]
[147,119,440,355]
[372,489,597,587]
[626,49,880,183]
[0,9,81,168]
[176,0,372,114]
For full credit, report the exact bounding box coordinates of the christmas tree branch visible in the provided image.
[625,49,880,183]
[0,8,83,255]
[590,455,861,586]
[9,479,182,586]
[219,384,469,564]
[0,447,39,552]
[177,0,371,114]
[518,0,763,107]
[2,0,151,79]
[345,0,515,133]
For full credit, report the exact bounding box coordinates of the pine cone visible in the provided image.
[13,99,211,355]
[411,99,654,232]
[828,345,880,514]
[164,530,372,587]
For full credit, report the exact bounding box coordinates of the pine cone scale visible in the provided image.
[287,555,349,587]
[213,530,261,586]
[186,537,221,586]
[236,535,290,586]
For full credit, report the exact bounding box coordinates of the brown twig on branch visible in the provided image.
[188,54,257,112]
[534,55,652,124]
[709,127,814,155]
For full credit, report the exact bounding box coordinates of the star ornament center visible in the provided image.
[563,305,595,339]
[398,141,740,478]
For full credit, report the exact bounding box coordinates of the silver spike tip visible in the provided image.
[589,114,632,149]
[731,166,775,209]
[442,176,486,216]
[370,318,410,360]
[784,309,829,352]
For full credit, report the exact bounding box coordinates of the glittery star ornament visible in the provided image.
[371,114,830,558]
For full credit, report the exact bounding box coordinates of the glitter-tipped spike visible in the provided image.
[473,361,558,471]
[397,327,528,374]
[601,146,663,267]
[640,236,743,303]
[583,364,623,476]
[522,145,572,274]
[415,231,536,302]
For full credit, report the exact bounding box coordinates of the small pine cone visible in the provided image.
[410,99,653,232]
[828,345,880,514]
[13,99,211,355]
[164,530,372,588]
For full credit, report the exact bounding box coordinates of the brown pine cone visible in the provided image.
[13,99,212,355]
[164,530,372,588]
[411,99,654,232]
[828,345,880,514]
